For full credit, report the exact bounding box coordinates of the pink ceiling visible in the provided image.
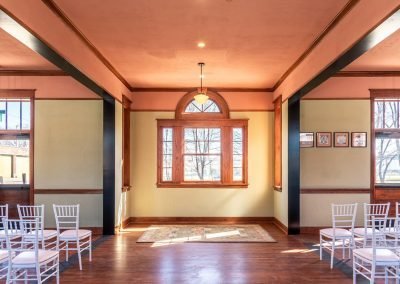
[344,29,400,71]
[0,29,58,70]
[53,0,348,88]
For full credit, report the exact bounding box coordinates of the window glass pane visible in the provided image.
[233,128,243,141]
[7,102,21,130]
[233,127,243,181]
[384,101,399,128]
[0,139,29,184]
[21,101,30,130]
[233,167,243,181]
[375,138,400,184]
[0,102,5,130]
[184,142,196,154]
[162,128,173,181]
[233,142,243,155]
[233,155,243,168]
[184,99,220,113]
[184,155,220,181]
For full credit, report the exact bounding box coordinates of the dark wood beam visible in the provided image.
[0,70,67,76]
[286,8,400,235]
[0,6,116,235]
[334,71,400,77]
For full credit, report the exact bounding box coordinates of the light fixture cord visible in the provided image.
[200,64,203,91]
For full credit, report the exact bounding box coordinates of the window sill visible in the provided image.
[157,183,248,189]
[375,184,400,189]
[0,184,30,189]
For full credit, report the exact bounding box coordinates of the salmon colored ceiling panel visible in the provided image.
[0,29,58,70]
[344,29,400,71]
[53,0,348,88]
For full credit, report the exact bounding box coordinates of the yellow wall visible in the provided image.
[273,101,288,227]
[34,100,103,227]
[129,111,274,217]
[300,100,370,226]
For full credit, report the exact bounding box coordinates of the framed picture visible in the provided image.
[334,132,349,147]
[300,132,314,148]
[351,132,367,147]
[316,132,332,147]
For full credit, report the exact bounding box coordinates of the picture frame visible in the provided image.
[316,132,332,147]
[351,132,367,147]
[334,132,349,147]
[300,132,314,148]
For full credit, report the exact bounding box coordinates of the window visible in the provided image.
[372,90,400,185]
[157,91,248,187]
[0,92,33,188]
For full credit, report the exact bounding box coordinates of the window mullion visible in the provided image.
[174,126,183,183]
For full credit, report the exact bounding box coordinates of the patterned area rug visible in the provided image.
[137,224,276,243]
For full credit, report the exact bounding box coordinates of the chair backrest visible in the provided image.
[0,205,7,230]
[364,203,390,229]
[331,203,358,230]
[17,205,44,231]
[396,202,400,219]
[2,218,40,260]
[371,216,394,261]
[53,205,79,232]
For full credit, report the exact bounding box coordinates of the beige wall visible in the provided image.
[274,101,288,227]
[300,100,370,226]
[129,111,274,217]
[34,100,103,227]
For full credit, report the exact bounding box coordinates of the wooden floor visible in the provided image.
[38,223,355,284]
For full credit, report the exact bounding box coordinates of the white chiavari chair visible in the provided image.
[353,216,400,283]
[353,203,390,248]
[17,204,58,250]
[3,218,59,284]
[320,203,358,269]
[0,247,8,280]
[385,202,400,247]
[0,205,8,249]
[53,204,92,270]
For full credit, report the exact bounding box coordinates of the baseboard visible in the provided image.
[300,227,323,234]
[127,216,275,224]
[272,217,288,235]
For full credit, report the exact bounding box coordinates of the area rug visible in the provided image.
[137,224,276,243]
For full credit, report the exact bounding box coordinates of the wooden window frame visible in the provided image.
[157,91,248,188]
[122,95,131,192]
[274,96,282,191]
[0,89,35,204]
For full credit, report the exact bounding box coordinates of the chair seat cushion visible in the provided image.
[320,228,352,238]
[353,227,379,236]
[0,250,8,262]
[354,248,400,262]
[60,229,91,240]
[25,229,58,240]
[0,229,22,239]
[12,250,58,265]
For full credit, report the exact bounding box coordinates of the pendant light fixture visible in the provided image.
[194,62,209,104]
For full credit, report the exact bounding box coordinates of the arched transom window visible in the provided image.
[157,90,248,188]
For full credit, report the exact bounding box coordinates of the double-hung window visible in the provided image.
[157,91,248,188]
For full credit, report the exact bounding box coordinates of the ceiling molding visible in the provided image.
[0,69,67,76]
[334,71,400,77]
[272,0,360,91]
[130,87,274,93]
[42,0,133,91]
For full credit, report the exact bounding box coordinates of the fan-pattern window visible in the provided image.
[157,91,248,188]
[185,99,220,113]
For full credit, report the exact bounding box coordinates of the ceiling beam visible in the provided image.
[334,71,400,77]
[0,70,67,76]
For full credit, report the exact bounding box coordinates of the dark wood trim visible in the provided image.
[301,188,370,194]
[130,87,274,93]
[34,189,103,194]
[335,71,400,77]
[287,100,300,235]
[272,217,288,235]
[370,89,400,98]
[127,217,274,224]
[272,0,359,91]
[122,95,131,190]
[175,90,230,119]
[0,89,36,97]
[0,70,66,76]
[41,0,132,91]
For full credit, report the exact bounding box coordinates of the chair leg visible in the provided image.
[320,235,323,260]
[66,241,69,261]
[342,239,345,259]
[77,240,82,270]
[353,259,356,284]
[56,256,60,284]
[89,235,92,262]
[36,265,42,284]
[370,264,375,284]
[331,241,335,269]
